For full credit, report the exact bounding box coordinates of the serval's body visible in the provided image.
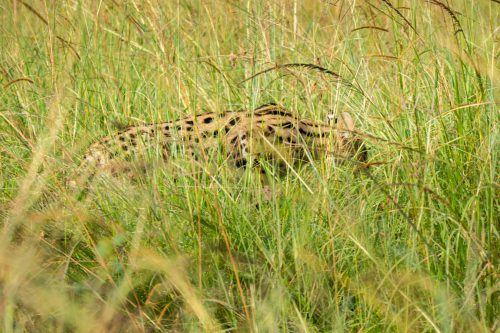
[72,104,366,186]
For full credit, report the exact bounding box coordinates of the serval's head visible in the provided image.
[325,112,368,165]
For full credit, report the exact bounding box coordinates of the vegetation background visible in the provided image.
[0,0,498,332]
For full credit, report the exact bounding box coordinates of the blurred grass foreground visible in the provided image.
[0,1,498,332]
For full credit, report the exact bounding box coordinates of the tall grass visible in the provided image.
[0,0,498,332]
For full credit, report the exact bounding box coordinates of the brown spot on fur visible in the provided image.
[235,158,247,168]
[228,117,240,126]
[280,122,294,129]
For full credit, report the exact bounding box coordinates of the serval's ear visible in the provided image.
[337,112,355,138]
[326,113,336,127]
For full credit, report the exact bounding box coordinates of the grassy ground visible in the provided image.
[0,1,498,332]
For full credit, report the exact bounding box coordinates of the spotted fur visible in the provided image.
[72,104,367,185]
